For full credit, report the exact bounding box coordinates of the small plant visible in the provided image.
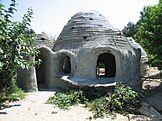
[47,90,87,109]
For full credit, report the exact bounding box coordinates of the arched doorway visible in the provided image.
[36,48,49,89]
[97,53,116,77]
[59,54,71,74]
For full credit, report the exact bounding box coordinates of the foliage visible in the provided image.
[48,84,142,119]
[122,0,162,69]
[133,0,162,69]
[86,84,142,119]
[0,0,38,91]
[86,96,111,119]
[47,90,88,110]
[122,22,139,38]
[0,80,26,104]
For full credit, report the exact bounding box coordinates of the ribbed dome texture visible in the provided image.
[53,11,130,51]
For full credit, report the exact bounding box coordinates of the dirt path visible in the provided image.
[0,90,129,121]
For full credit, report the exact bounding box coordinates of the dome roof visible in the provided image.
[59,11,113,38]
[53,11,130,51]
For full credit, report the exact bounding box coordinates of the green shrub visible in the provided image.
[110,84,141,113]
[47,84,142,119]
[47,90,87,109]
[86,84,142,119]
[86,96,111,119]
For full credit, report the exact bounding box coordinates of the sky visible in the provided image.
[1,0,159,38]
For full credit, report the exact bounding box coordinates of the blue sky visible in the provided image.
[1,0,159,37]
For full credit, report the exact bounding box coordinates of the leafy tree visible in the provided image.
[0,0,38,91]
[122,22,139,38]
[134,0,162,69]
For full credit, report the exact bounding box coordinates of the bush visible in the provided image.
[47,84,142,119]
[86,84,142,119]
[47,90,87,109]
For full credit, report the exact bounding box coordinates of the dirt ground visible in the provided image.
[0,90,161,121]
[0,91,129,121]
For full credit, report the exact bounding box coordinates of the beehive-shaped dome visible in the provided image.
[53,11,130,52]
[59,11,113,38]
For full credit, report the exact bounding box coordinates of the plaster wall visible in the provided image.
[17,57,38,92]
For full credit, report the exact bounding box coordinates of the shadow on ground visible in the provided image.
[0,104,21,115]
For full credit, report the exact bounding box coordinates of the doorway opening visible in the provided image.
[36,48,48,90]
[97,53,116,77]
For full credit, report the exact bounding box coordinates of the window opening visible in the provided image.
[60,55,71,74]
[97,53,116,77]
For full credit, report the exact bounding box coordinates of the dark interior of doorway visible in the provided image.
[97,53,116,77]
[60,55,71,75]
[35,49,47,90]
